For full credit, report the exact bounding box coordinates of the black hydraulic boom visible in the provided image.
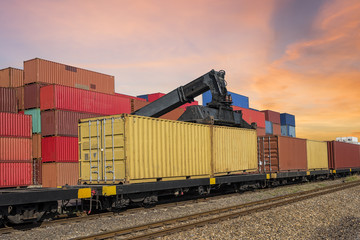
[132,70,256,129]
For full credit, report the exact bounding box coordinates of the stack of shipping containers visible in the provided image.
[23,58,131,187]
[0,68,33,187]
[261,110,282,135]
[280,113,296,137]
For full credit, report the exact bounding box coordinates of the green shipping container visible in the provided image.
[25,108,41,133]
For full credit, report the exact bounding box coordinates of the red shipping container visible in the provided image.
[233,106,266,128]
[41,110,102,137]
[0,112,32,138]
[0,161,32,188]
[273,123,281,135]
[261,110,281,124]
[0,87,17,113]
[42,162,79,187]
[0,67,24,88]
[115,93,146,101]
[40,85,131,115]
[147,93,165,102]
[41,136,78,162]
[0,138,32,161]
[257,127,266,136]
[328,141,360,169]
[24,83,48,109]
[258,136,307,172]
[24,58,115,94]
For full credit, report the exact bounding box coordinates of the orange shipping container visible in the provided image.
[0,68,24,88]
[24,58,115,94]
[32,134,41,159]
[42,162,79,188]
[273,123,281,135]
[159,108,185,120]
[0,138,32,161]
[257,127,266,136]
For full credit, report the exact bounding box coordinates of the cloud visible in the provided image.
[252,0,360,140]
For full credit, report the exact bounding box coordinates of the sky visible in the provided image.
[0,0,359,141]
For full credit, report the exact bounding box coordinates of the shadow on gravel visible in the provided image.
[312,216,360,240]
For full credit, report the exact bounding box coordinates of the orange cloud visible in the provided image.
[252,0,360,141]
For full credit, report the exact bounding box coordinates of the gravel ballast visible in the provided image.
[1,177,359,240]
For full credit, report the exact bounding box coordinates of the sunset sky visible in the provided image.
[0,0,359,141]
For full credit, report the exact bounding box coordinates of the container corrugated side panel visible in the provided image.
[0,138,32,161]
[24,83,47,109]
[328,141,360,169]
[0,87,17,113]
[0,112,32,138]
[0,68,10,87]
[79,114,211,184]
[32,134,41,159]
[25,58,114,94]
[15,86,24,111]
[42,162,79,187]
[41,85,131,115]
[232,106,265,128]
[126,115,211,182]
[0,161,32,188]
[9,68,24,88]
[42,136,78,162]
[273,123,281,135]
[212,127,257,175]
[307,140,328,170]
[278,136,307,171]
[24,108,41,133]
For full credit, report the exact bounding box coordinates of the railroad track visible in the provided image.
[74,180,360,240]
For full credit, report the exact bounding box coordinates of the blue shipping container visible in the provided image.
[265,121,273,134]
[281,125,296,137]
[280,113,295,126]
[202,90,249,108]
[24,108,41,133]
[137,95,148,101]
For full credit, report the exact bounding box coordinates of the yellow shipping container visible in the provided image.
[78,114,259,184]
[212,126,258,175]
[79,114,211,184]
[306,140,329,170]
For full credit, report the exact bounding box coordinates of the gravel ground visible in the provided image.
[1,177,358,240]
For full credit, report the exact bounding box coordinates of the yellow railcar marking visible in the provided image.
[266,174,270,180]
[350,168,352,172]
[103,186,117,196]
[306,171,310,176]
[78,188,92,199]
[210,178,216,185]
[333,170,336,174]
[271,173,277,179]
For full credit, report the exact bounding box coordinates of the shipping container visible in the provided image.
[41,162,79,188]
[261,110,280,124]
[33,158,42,185]
[137,94,148,101]
[307,140,328,170]
[115,93,146,101]
[258,136,307,172]
[0,87,17,113]
[232,106,266,128]
[24,58,115,94]
[0,137,32,161]
[41,110,102,137]
[147,93,165,102]
[79,114,259,184]
[273,123,281,135]
[137,92,197,110]
[280,113,295,126]
[178,101,198,110]
[24,83,47,109]
[32,134,41,159]
[203,90,249,109]
[0,161,32,188]
[159,108,185,121]
[265,121,273,134]
[131,98,149,112]
[212,126,258,175]
[42,136,78,162]
[328,141,360,169]
[24,108,41,133]
[256,127,266,136]
[281,125,296,137]
[0,67,24,88]
[40,85,131,115]
[79,114,211,184]
[0,112,32,138]
[15,86,24,111]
